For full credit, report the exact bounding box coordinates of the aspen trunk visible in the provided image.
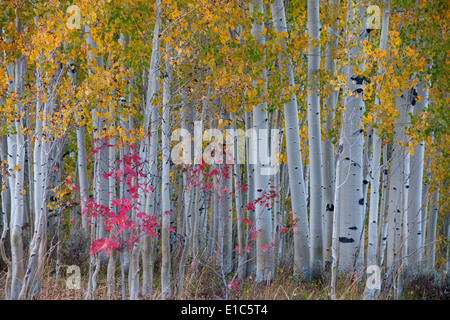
[322,0,340,267]
[335,0,368,273]
[307,0,324,277]
[364,0,390,299]
[8,45,26,299]
[386,94,409,268]
[244,110,255,276]
[425,189,439,268]
[250,0,273,282]
[160,41,172,299]
[141,62,161,299]
[407,86,428,265]
[271,0,310,278]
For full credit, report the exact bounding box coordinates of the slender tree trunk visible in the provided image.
[85,24,105,300]
[68,55,89,235]
[379,144,389,268]
[142,71,161,299]
[364,131,381,299]
[330,146,342,300]
[307,0,324,277]
[8,41,26,299]
[234,127,246,279]
[386,94,409,268]
[160,41,172,299]
[271,0,310,279]
[425,188,439,268]
[244,110,255,276]
[249,0,273,282]
[364,0,390,299]
[322,0,340,268]
[407,85,428,265]
[336,0,368,273]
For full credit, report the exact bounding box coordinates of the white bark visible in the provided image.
[307,0,324,276]
[425,188,439,268]
[84,24,105,300]
[364,131,381,299]
[336,0,368,273]
[379,144,389,267]
[222,116,233,274]
[322,0,340,266]
[271,0,310,278]
[66,58,90,235]
[250,0,273,282]
[160,41,172,299]
[364,0,390,299]
[330,144,342,299]
[8,45,25,299]
[386,94,409,268]
[0,134,11,300]
[407,86,428,265]
[244,110,255,276]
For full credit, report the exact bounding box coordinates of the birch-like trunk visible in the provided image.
[307,0,324,276]
[160,41,172,299]
[176,97,192,296]
[364,0,390,299]
[322,0,340,267]
[335,0,368,273]
[233,124,246,279]
[407,85,428,265]
[0,134,11,300]
[222,113,234,275]
[271,0,310,278]
[141,0,162,291]
[386,94,409,268]
[244,110,255,276]
[8,41,26,299]
[378,144,389,268]
[250,0,273,282]
[68,56,89,235]
[425,188,439,268]
[363,132,381,299]
[85,24,105,300]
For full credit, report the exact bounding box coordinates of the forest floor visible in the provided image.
[1,261,448,300]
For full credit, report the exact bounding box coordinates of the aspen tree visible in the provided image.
[364,0,390,300]
[407,85,428,264]
[322,0,340,268]
[271,0,310,278]
[307,0,324,277]
[250,0,273,282]
[335,0,368,273]
[161,41,173,299]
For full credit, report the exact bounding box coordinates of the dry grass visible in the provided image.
[1,261,448,300]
